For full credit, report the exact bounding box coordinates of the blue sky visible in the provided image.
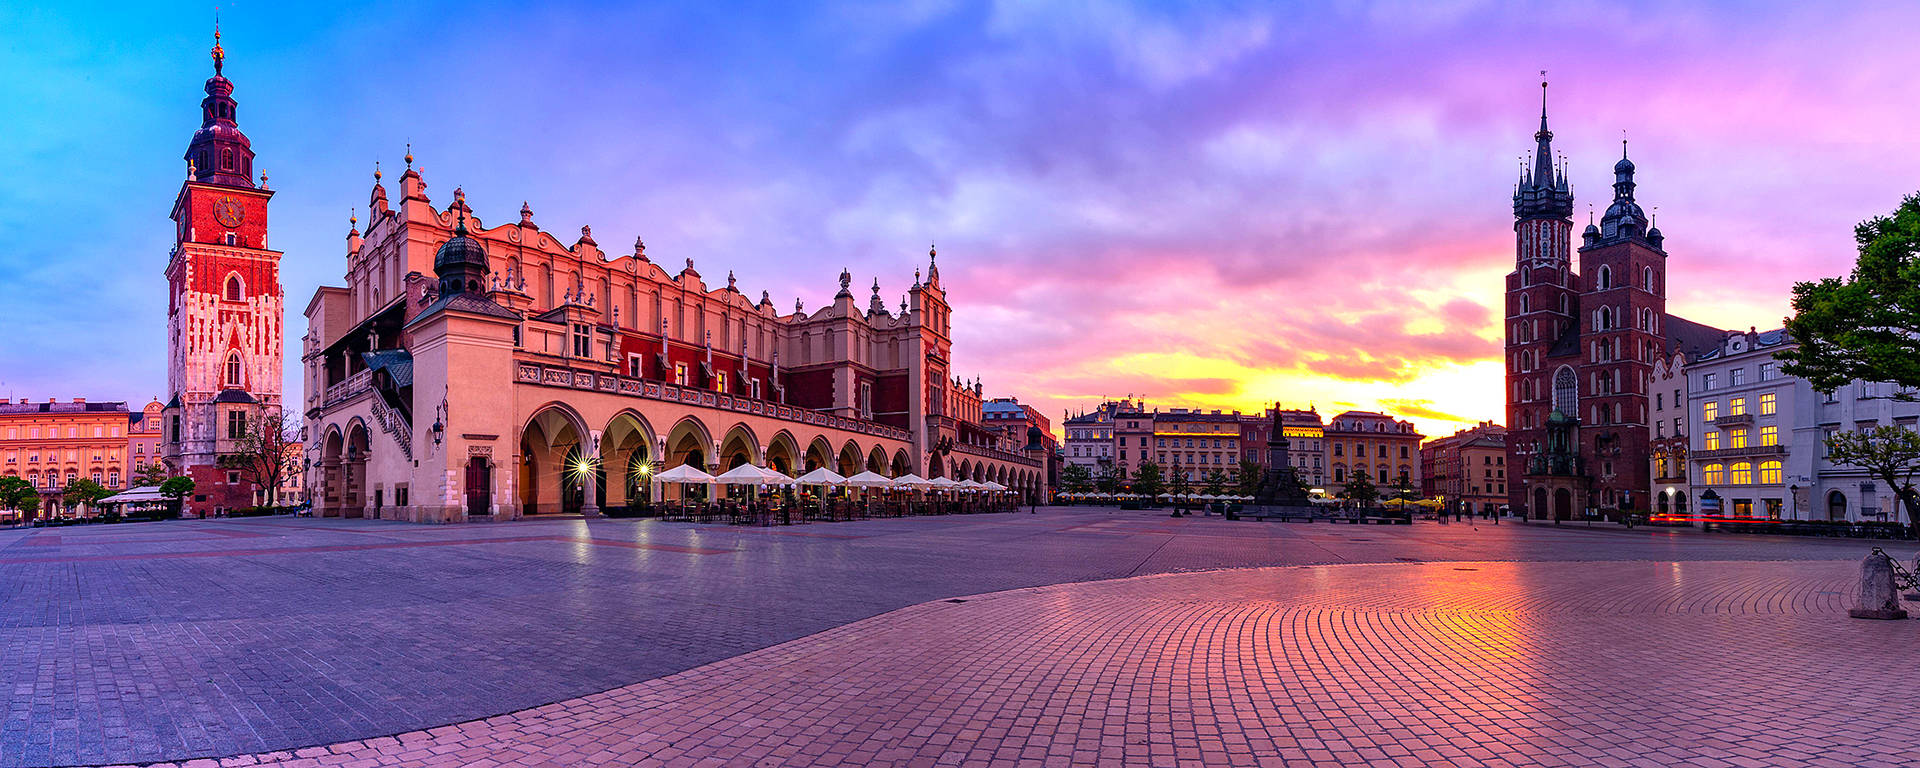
[4,1,1919,435]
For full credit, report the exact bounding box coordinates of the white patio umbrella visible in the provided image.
[714,464,775,485]
[756,465,796,485]
[795,467,848,486]
[844,471,896,488]
[656,464,717,484]
[892,474,934,490]
[982,481,1006,491]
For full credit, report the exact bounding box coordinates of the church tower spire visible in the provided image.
[185,18,255,188]
[1512,77,1572,222]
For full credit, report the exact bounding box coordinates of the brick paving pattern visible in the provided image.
[0,510,1912,767]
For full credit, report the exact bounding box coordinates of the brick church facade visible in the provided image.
[1504,83,1722,520]
[161,29,284,516]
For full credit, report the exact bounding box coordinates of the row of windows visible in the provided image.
[1154,452,1231,466]
[1697,363,1780,391]
[1699,460,1783,486]
[1702,426,1778,450]
[1331,467,1413,484]
[1700,393,1778,421]
[4,449,122,463]
[1331,443,1412,459]
[1156,437,1232,449]
[8,470,121,489]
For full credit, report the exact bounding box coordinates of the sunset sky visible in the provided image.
[4,1,1918,439]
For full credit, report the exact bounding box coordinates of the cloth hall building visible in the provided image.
[302,166,1046,522]
[1504,82,1724,520]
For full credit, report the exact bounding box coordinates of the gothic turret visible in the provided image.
[1597,140,1652,245]
[184,24,255,188]
[1511,80,1572,221]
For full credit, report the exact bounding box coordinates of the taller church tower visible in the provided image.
[1503,80,1576,514]
[163,26,284,515]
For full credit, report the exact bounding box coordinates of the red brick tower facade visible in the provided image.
[1571,142,1664,512]
[162,28,284,516]
[1504,81,1576,513]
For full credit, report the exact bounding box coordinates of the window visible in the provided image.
[1760,425,1778,446]
[227,470,241,484]
[1758,461,1782,485]
[1760,362,1777,380]
[1702,463,1725,485]
[628,354,643,378]
[1702,401,1718,422]
[1705,431,1720,450]
[572,323,592,358]
[1552,366,1577,414]
[226,352,243,388]
[1730,462,1753,485]
[1728,428,1748,449]
[224,274,243,301]
[673,363,688,385]
[714,371,728,394]
[1333,444,1343,457]
[1730,368,1746,386]
[1656,393,1663,410]
[1728,397,1746,416]
[227,410,247,439]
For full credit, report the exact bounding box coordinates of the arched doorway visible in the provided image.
[836,441,862,477]
[926,452,945,478]
[1532,487,1548,520]
[603,411,655,513]
[866,446,887,475]
[344,422,370,518]
[805,437,833,473]
[890,449,911,478]
[664,417,714,503]
[319,427,344,517]
[767,431,801,478]
[1553,488,1572,521]
[1828,490,1848,522]
[519,406,588,515]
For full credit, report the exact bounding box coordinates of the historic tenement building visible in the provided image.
[1324,410,1422,497]
[1504,81,1722,520]
[161,30,285,516]
[0,399,134,517]
[1419,422,1507,516]
[302,165,1045,521]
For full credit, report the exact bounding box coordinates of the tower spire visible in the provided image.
[1531,73,1553,188]
[211,10,223,75]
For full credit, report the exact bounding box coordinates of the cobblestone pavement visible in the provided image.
[0,510,1911,767]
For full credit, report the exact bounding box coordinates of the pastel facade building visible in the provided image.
[1419,422,1507,514]
[127,399,164,481]
[1062,399,1138,471]
[1687,330,1795,519]
[161,33,284,516]
[1325,410,1422,496]
[302,171,1045,521]
[1793,369,1920,523]
[1649,354,1690,515]
[0,399,133,517]
[1149,409,1241,482]
[1272,408,1326,488]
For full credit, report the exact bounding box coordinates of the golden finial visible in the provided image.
[259,170,268,189]
[404,142,413,169]
[373,160,381,182]
[350,208,357,228]
[211,9,225,75]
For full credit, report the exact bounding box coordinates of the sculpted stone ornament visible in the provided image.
[1848,550,1908,620]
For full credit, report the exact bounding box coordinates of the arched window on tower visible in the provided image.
[1596,265,1612,290]
[221,148,234,170]
[225,352,243,389]
[1520,295,1531,314]
[1643,266,1654,291]
[224,274,243,301]
[1552,366,1577,415]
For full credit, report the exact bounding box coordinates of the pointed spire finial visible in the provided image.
[404,142,413,169]
[373,160,381,182]
[452,187,469,237]
[211,9,225,75]
[349,207,357,230]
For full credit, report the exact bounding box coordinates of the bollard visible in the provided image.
[1849,550,1909,620]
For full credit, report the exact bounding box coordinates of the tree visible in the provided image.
[1060,464,1094,493]
[62,479,112,514]
[0,475,37,519]
[1343,471,1380,508]
[1130,461,1165,500]
[1235,461,1265,497]
[158,476,195,518]
[223,410,301,508]
[1167,463,1193,498]
[1826,425,1920,524]
[1202,469,1230,496]
[1779,193,1920,399]
[1095,463,1124,495]
[132,462,170,487]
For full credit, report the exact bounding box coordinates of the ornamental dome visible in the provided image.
[434,197,490,295]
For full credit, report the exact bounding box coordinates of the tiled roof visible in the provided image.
[213,390,259,404]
